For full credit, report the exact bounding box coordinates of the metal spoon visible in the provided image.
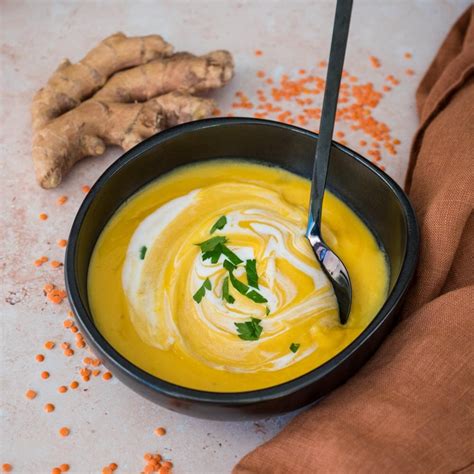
[306,0,353,324]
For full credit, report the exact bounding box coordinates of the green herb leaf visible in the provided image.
[220,245,243,265]
[245,259,259,288]
[139,246,147,260]
[222,276,235,304]
[223,259,237,272]
[246,289,268,303]
[228,271,249,295]
[210,215,227,234]
[290,343,300,353]
[196,236,227,253]
[193,278,212,303]
[202,247,221,263]
[228,272,267,303]
[265,306,270,315]
[235,318,263,341]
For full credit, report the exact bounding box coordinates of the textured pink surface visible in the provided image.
[1,1,470,472]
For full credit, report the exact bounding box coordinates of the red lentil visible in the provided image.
[59,427,70,437]
[25,389,37,400]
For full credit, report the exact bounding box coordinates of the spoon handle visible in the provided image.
[307,0,353,235]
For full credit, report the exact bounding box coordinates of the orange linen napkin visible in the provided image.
[234,6,474,474]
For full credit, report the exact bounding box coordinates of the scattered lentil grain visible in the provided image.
[59,427,70,437]
[25,389,37,399]
[102,372,113,381]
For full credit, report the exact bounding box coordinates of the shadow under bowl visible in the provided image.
[65,118,419,420]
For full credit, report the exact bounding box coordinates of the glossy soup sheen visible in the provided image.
[88,161,389,392]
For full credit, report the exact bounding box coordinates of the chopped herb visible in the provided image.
[193,278,212,304]
[223,259,237,272]
[139,246,147,260]
[228,271,268,303]
[235,318,263,341]
[222,276,235,304]
[210,215,227,234]
[202,248,222,264]
[245,259,259,288]
[265,306,270,315]
[196,236,227,253]
[246,289,268,303]
[220,245,243,265]
[290,343,300,353]
[228,271,249,295]
[210,250,221,264]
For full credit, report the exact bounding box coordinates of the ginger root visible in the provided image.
[31,33,234,188]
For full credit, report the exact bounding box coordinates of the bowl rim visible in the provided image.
[65,117,419,405]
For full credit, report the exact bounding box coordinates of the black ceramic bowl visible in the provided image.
[65,118,418,420]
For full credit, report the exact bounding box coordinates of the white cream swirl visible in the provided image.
[122,182,338,373]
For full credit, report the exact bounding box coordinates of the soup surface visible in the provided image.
[88,161,388,391]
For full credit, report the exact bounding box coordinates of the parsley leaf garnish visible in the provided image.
[290,343,300,353]
[222,276,235,304]
[246,289,267,303]
[245,259,259,288]
[235,318,263,341]
[223,259,237,272]
[220,245,243,265]
[202,246,222,264]
[228,271,267,303]
[193,278,212,303]
[228,271,249,295]
[210,215,227,234]
[196,236,227,253]
[139,246,147,260]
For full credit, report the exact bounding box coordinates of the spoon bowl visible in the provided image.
[306,231,352,324]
